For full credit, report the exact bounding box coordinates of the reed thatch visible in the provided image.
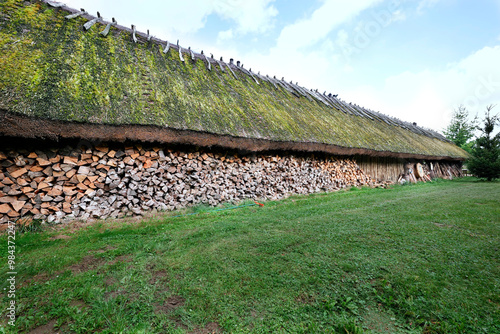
[0,0,468,160]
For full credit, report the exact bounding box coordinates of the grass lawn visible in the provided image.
[1,178,499,333]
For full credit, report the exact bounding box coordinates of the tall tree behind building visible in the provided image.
[467,105,500,181]
[444,105,477,153]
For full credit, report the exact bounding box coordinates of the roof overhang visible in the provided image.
[0,110,466,162]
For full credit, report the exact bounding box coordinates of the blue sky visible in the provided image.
[62,0,500,132]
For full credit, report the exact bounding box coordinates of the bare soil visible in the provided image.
[154,295,185,314]
[28,319,57,334]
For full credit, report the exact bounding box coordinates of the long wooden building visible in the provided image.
[0,0,468,223]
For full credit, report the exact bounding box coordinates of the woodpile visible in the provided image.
[430,162,463,179]
[398,161,463,184]
[0,144,372,225]
[356,156,405,183]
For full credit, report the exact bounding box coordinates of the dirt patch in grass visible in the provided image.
[107,254,132,265]
[42,214,149,236]
[105,290,120,300]
[295,293,316,304]
[28,319,57,334]
[190,322,222,334]
[93,245,117,254]
[362,304,399,333]
[150,269,169,284]
[49,234,72,240]
[168,316,189,330]
[154,295,185,314]
[70,300,88,309]
[104,285,140,302]
[69,255,106,274]
[433,222,457,228]
[44,219,94,234]
[105,276,117,286]
[21,272,52,288]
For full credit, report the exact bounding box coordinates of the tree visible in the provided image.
[443,105,477,153]
[467,105,500,181]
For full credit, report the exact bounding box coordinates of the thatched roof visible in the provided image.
[0,0,468,160]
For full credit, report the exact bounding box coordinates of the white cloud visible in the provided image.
[213,0,278,35]
[249,0,405,84]
[217,29,234,42]
[274,0,383,52]
[241,0,384,87]
[340,46,500,131]
[417,0,442,14]
[390,9,406,22]
[62,0,277,38]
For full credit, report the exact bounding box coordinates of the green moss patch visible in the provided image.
[0,0,467,159]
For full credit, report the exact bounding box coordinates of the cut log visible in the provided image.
[123,156,134,165]
[81,153,93,160]
[10,167,28,178]
[17,178,29,187]
[60,164,75,172]
[63,187,78,196]
[43,166,53,176]
[47,185,63,197]
[77,166,91,175]
[53,171,66,177]
[37,182,50,190]
[62,202,72,213]
[2,177,14,185]
[63,156,78,165]
[41,195,54,202]
[49,155,61,163]
[107,159,117,167]
[7,210,20,218]
[22,187,35,194]
[0,203,11,214]
[66,169,77,178]
[95,151,107,158]
[11,200,26,212]
[76,174,87,183]
[37,157,52,166]
[87,175,99,182]
[95,146,109,153]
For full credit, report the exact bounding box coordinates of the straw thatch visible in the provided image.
[0,0,468,160]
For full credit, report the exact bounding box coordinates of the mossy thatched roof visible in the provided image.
[0,0,468,160]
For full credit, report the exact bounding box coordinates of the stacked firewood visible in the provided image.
[431,162,463,179]
[398,161,463,184]
[0,144,372,224]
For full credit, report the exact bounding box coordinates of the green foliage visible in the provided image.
[467,105,500,181]
[443,105,477,153]
[1,179,499,333]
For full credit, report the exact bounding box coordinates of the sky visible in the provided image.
[61,0,500,133]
